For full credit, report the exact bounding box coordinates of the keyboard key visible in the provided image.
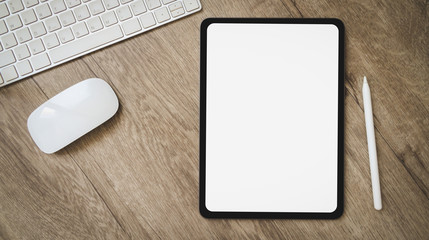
[21,9,37,25]
[43,33,60,48]
[72,22,88,37]
[116,6,132,21]
[31,53,51,69]
[8,0,24,14]
[168,2,184,17]
[154,7,170,23]
[45,16,61,32]
[2,33,17,49]
[183,0,199,11]
[23,0,39,8]
[29,38,45,54]
[89,0,105,15]
[30,22,47,37]
[0,20,7,35]
[50,0,67,14]
[59,11,76,26]
[0,50,16,68]
[49,25,123,63]
[139,12,155,28]
[120,0,133,3]
[6,15,23,31]
[14,44,31,59]
[16,60,33,75]
[87,16,103,32]
[35,3,52,19]
[0,3,10,18]
[103,0,119,10]
[101,11,117,27]
[130,0,146,16]
[1,65,18,82]
[162,0,175,3]
[74,5,90,21]
[58,27,74,43]
[146,0,160,10]
[16,27,32,43]
[122,18,141,35]
[65,0,81,8]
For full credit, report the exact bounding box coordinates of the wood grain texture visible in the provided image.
[1,0,428,239]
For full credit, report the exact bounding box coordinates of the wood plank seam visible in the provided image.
[372,125,429,200]
[346,74,429,198]
[81,147,163,239]
[54,58,163,238]
[283,0,304,17]
[82,56,127,101]
[345,82,429,200]
[30,60,133,234]
[31,78,49,100]
[344,74,381,123]
[65,150,132,239]
[30,65,149,239]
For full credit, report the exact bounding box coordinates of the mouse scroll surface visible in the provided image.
[27,78,119,154]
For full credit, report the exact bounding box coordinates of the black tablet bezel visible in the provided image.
[200,18,345,219]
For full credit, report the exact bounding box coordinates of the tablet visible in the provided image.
[200,18,344,219]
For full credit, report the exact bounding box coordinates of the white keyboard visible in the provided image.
[0,0,201,87]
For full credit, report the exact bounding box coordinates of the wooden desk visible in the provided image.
[1,0,428,239]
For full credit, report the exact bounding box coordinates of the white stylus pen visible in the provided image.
[363,76,382,210]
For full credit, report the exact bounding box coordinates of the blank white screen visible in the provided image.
[205,23,339,212]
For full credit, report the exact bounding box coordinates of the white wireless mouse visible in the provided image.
[27,78,119,154]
